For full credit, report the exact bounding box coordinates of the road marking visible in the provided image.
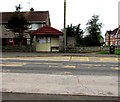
[34,62,60,65]
[111,67,120,70]
[93,64,103,67]
[49,65,59,68]
[64,72,72,74]
[81,64,103,67]
[111,65,118,67]
[81,64,93,67]
[64,65,76,68]
[2,57,118,63]
[50,57,70,61]
[100,58,118,62]
[2,57,70,61]
[71,57,89,62]
[0,62,26,67]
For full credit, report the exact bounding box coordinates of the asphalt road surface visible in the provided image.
[1,57,119,76]
[2,92,119,101]
[1,57,119,101]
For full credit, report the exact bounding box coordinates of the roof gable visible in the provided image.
[112,28,118,34]
[31,26,63,35]
[106,28,119,35]
[105,27,120,36]
[105,31,109,36]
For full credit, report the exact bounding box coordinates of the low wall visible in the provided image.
[2,46,35,52]
[66,47,109,53]
[2,46,111,53]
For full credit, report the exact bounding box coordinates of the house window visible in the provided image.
[106,42,108,45]
[110,35,113,39]
[9,38,13,43]
[115,41,117,46]
[27,38,30,45]
[30,24,39,30]
[119,41,120,45]
[110,42,113,45]
[47,37,50,43]
[106,36,108,39]
[115,34,117,38]
[41,24,45,27]
[118,34,120,38]
[39,37,46,44]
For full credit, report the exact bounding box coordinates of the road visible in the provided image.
[1,56,119,101]
[1,56,119,76]
[2,92,119,101]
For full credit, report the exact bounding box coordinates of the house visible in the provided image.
[105,27,120,46]
[100,35,104,45]
[31,26,63,52]
[0,11,51,46]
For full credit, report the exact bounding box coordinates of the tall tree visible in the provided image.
[85,14,103,46]
[5,12,29,46]
[66,24,76,36]
[66,24,84,47]
[75,24,84,46]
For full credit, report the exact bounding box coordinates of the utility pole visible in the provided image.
[64,0,66,52]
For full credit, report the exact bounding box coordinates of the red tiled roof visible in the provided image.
[31,26,63,35]
[0,11,50,23]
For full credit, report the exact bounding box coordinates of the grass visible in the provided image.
[97,49,120,55]
[97,51,109,54]
[115,50,120,55]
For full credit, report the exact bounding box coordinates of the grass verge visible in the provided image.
[97,50,120,55]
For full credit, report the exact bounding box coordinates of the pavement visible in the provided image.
[1,52,119,58]
[1,73,119,97]
[1,52,119,64]
[1,55,119,63]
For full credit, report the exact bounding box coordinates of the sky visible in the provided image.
[0,0,119,37]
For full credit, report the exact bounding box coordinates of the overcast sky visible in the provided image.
[0,0,119,37]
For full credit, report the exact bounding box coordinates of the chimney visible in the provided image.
[30,8,34,12]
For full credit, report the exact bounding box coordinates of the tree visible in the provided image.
[75,24,84,46]
[66,24,84,47]
[85,14,103,46]
[5,12,30,46]
[66,24,76,36]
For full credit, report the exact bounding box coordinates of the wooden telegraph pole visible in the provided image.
[64,0,66,52]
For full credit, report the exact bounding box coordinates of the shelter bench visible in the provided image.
[51,46,59,52]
